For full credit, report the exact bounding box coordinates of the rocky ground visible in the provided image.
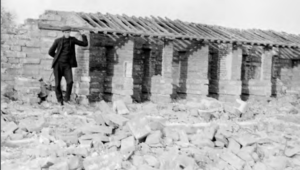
[1,90,300,170]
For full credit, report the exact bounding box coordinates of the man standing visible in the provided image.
[48,26,88,105]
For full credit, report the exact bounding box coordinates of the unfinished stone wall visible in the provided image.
[185,43,209,101]
[172,42,209,102]
[1,19,55,85]
[2,10,300,104]
[1,17,91,102]
[243,47,273,98]
[132,38,163,102]
[87,34,166,103]
[291,60,300,93]
[87,33,115,102]
[150,40,173,103]
[209,44,243,101]
[100,37,135,103]
[271,58,292,95]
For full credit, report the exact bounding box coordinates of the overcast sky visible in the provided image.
[3,0,300,34]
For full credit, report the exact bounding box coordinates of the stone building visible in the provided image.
[1,10,300,103]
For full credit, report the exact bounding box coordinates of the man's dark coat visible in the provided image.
[48,35,88,68]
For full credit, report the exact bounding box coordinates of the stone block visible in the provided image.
[174,155,195,170]
[2,122,19,134]
[11,45,22,51]
[7,58,20,64]
[252,162,267,170]
[77,89,89,95]
[79,82,90,88]
[22,64,41,76]
[237,151,254,165]
[56,133,79,145]
[96,100,114,114]
[284,145,300,157]
[234,134,258,147]
[178,130,189,143]
[5,68,22,75]
[144,155,159,168]
[68,156,83,170]
[47,31,58,37]
[18,117,45,132]
[1,74,15,81]
[104,114,128,126]
[17,52,27,58]
[1,44,10,50]
[93,112,105,125]
[190,136,214,148]
[1,56,8,62]
[49,161,69,170]
[80,76,91,82]
[146,130,162,145]
[22,47,41,53]
[220,151,245,170]
[83,152,122,170]
[132,155,144,167]
[128,116,151,140]
[80,134,109,143]
[112,100,130,115]
[1,63,11,69]
[40,59,52,69]
[150,94,172,103]
[24,58,41,64]
[4,51,18,58]
[163,128,179,141]
[204,124,219,140]
[80,125,113,134]
[215,140,225,148]
[265,156,288,170]
[227,138,241,154]
[120,136,135,153]
[215,133,228,146]
[14,77,40,87]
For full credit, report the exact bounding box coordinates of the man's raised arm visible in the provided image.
[73,31,88,47]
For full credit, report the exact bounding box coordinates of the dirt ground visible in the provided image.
[1,93,300,170]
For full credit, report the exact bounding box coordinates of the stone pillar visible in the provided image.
[185,42,209,101]
[73,33,91,97]
[259,47,273,96]
[105,37,134,103]
[218,44,243,101]
[150,40,173,103]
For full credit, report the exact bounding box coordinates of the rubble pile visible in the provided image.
[1,83,300,170]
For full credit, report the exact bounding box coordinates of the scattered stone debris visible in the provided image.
[1,82,300,170]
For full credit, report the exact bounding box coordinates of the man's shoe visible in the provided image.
[65,101,76,105]
[58,100,64,106]
[64,99,76,105]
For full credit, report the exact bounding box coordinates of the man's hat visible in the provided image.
[61,26,72,32]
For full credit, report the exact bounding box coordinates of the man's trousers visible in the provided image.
[53,62,73,102]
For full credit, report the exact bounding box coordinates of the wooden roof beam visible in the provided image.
[172,19,206,38]
[151,16,183,36]
[144,17,171,35]
[97,12,124,31]
[161,17,192,36]
[89,13,114,30]
[132,16,162,35]
[106,13,134,33]
[123,14,155,35]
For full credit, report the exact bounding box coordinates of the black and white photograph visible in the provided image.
[1,0,300,169]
